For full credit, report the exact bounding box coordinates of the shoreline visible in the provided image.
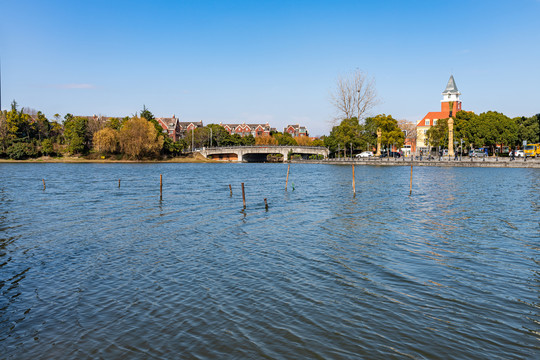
[293,158,540,169]
[1,156,539,168]
[0,155,218,164]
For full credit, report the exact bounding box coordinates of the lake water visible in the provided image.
[0,163,538,359]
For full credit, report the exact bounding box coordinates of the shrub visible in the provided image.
[6,142,37,159]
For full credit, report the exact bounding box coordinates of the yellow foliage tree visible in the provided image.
[119,117,164,159]
[255,135,278,145]
[295,136,313,146]
[93,127,119,153]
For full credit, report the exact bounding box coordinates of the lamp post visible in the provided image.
[350,143,353,160]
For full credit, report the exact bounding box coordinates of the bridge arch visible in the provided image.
[200,146,329,162]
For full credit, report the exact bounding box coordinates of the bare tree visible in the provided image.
[330,70,379,124]
[398,120,417,143]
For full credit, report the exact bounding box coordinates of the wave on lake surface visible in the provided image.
[0,163,539,359]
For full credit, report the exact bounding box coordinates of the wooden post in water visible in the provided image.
[42,178,46,190]
[229,184,232,197]
[285,164,290,190]
[264,198,268,211]
[160,174,163,201]
[118,179,121,188]
[352,164,356,195]
[241,183,246,208]
[409,164,413,196]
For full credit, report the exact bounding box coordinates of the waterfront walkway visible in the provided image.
[294,156,540,168]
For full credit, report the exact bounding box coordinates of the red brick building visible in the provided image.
[284,124,308,137]
[219,123,274,137]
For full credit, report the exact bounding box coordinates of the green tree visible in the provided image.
[426,118,449,149]
[370,114,404,153]
[516,114,540,145]
[207,124,231,147]
[139,105,163,135]
[41,139,54,156]
[273,132,297,146]
[63,115,89,154]
[35,111,50,141]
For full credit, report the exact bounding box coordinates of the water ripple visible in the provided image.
[0,163,538,359]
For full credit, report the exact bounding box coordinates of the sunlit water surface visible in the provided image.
[0,163,538,359]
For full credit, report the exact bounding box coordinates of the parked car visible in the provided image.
[356,151,373,158]
[469,149,487,157]
[514,150,524,158]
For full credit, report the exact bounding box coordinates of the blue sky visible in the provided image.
[1,0,539,136]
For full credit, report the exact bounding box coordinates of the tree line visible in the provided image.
[0,102,323,160]
[426,111,540,153]
[323,114,405,157]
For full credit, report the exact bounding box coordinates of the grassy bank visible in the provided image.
[0,152,218,164]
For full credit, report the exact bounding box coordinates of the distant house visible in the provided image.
[219,122,274,137]
[156,116,204,141]
[284,124,308,137]
[156,116,180,141]
[416,75,463,154]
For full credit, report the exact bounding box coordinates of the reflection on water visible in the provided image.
[0,163,538,359]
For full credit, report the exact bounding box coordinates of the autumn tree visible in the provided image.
[294,136,313,146]
[93,127,119,153]
[330,70,379,124]
[255,135,278,145]
[119,117,164,159]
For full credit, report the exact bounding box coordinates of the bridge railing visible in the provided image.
[203,146,329,151]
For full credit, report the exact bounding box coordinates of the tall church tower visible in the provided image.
[440,75,461,116]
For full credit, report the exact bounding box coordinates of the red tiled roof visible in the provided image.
[417,111,450,127]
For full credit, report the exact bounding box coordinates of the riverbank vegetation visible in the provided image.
[0,102,322,160]
[426,111,540,152]
[323,114,404,157]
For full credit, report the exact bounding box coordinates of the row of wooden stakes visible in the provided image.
[39,164,415,207]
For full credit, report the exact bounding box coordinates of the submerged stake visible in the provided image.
[241,182,246,208]
[160,174,163,200]
[352,164,356,194]
[285,164,290,190]
[42,178,46,190]
[229,184,232,197]
[409,164,413,196]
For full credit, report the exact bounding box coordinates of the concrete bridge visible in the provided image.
[199,146,329,162]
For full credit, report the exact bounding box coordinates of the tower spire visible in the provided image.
[440,75,462,114]
[442,75,460,95]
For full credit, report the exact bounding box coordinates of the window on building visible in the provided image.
[425,120,430,126]
[433,119,437,125]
